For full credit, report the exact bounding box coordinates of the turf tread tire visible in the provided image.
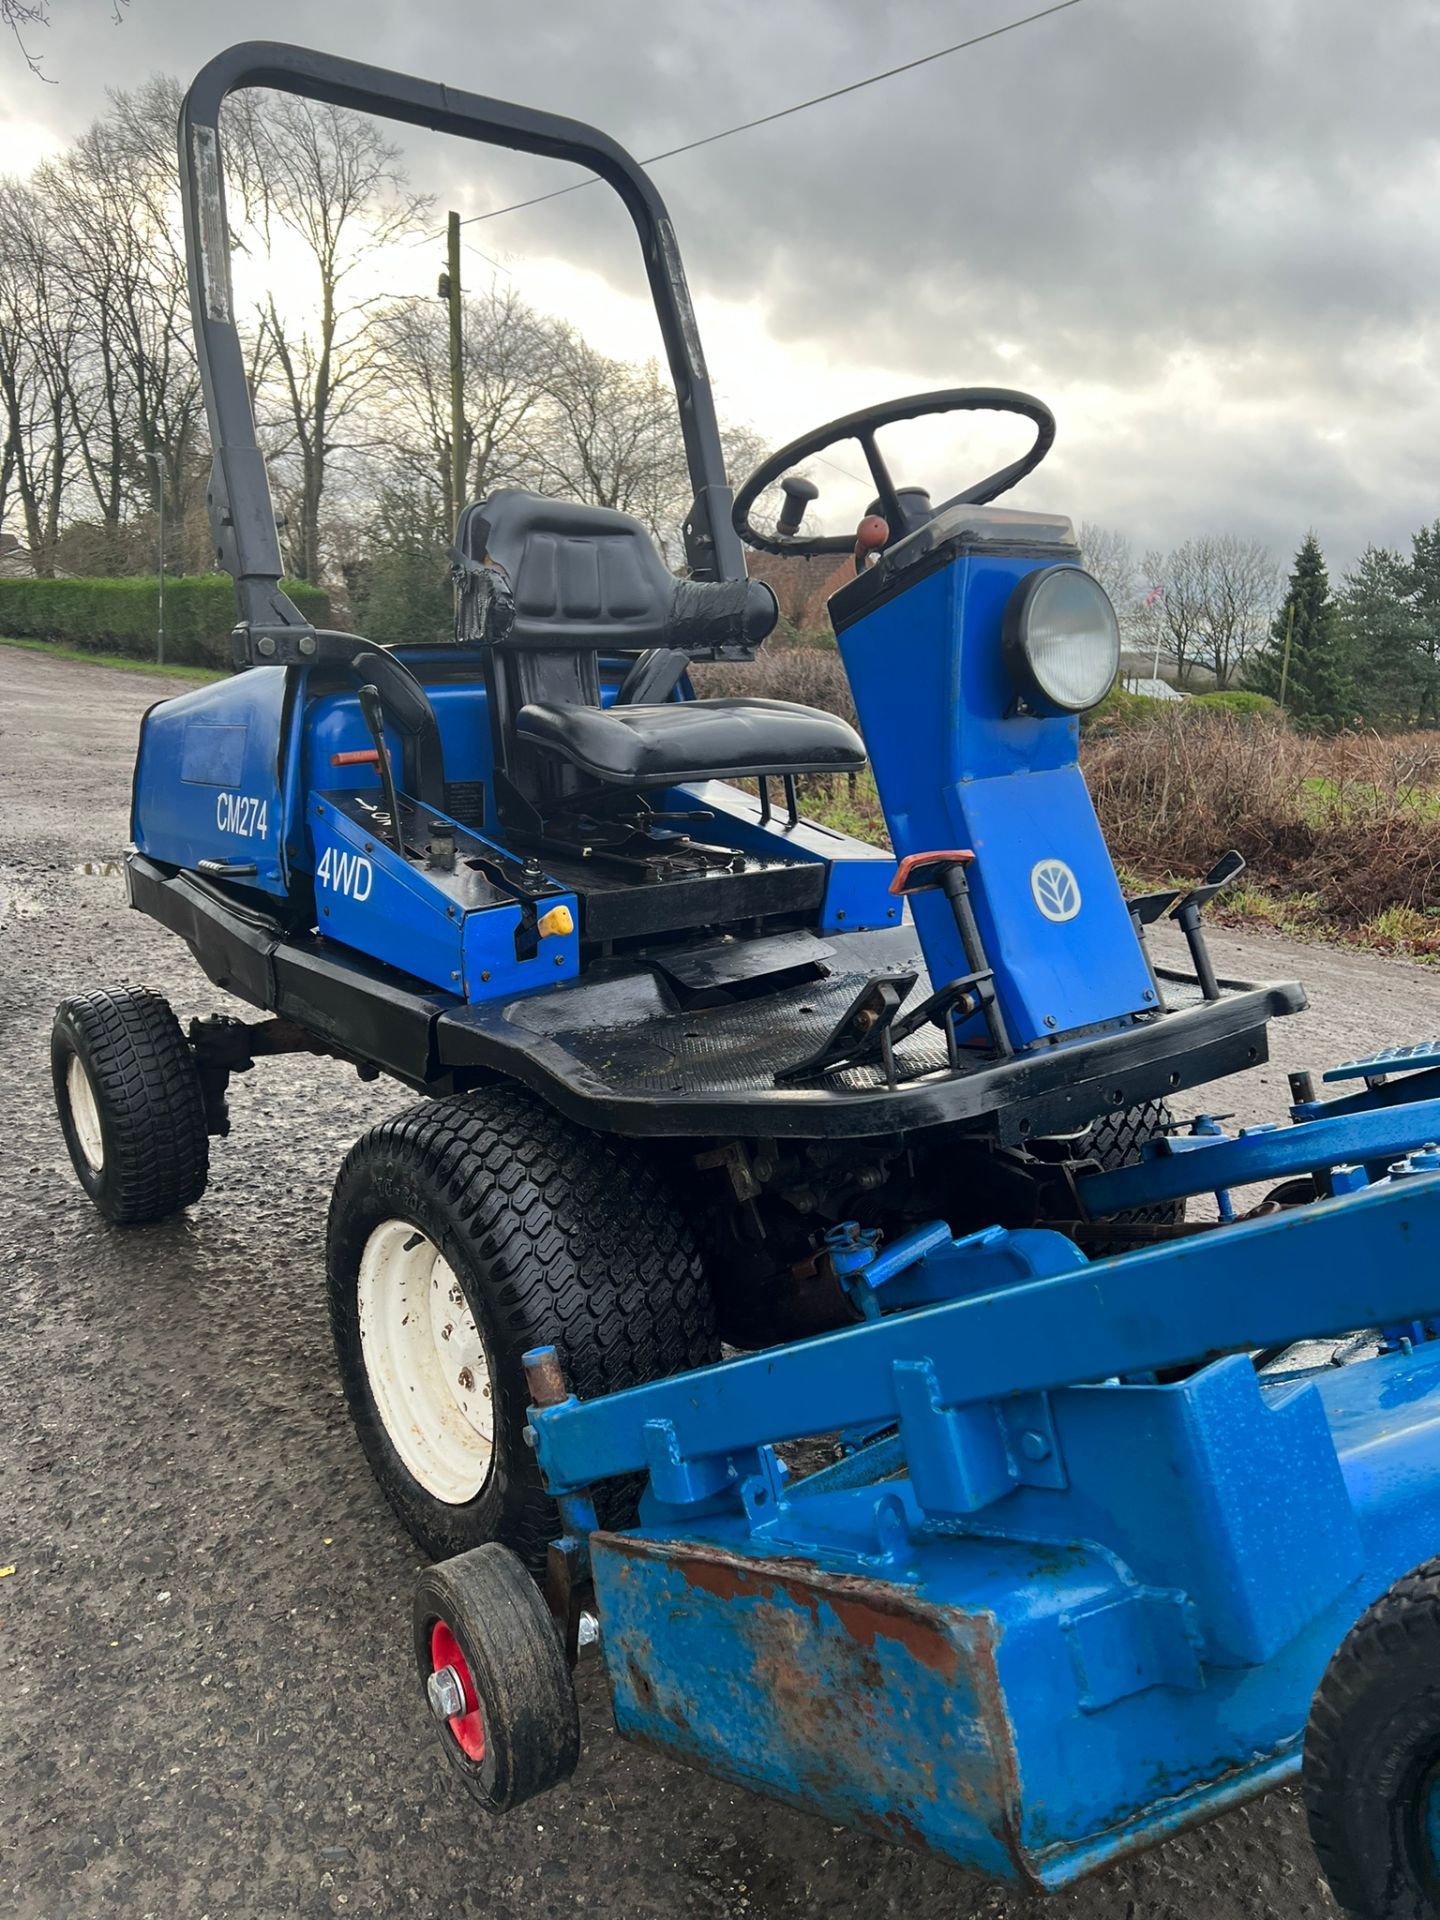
[327,1085,719,1570]
[1304,1557,1440,1920]
[1083,1099,1185,1249]
[413,1544,579,1812]
[51,988,209,1225]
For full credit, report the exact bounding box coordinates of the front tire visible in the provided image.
[1081,1099,1186,1253]
[326,1086,719,1568]
[413,1544,579,1812]
[51,988,209,1224]
[1305,1557,1440,1920]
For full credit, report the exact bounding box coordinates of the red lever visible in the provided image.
[889,849,976,896]
[330,748,387,767]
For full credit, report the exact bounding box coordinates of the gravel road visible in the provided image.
[4,644,1434,1920]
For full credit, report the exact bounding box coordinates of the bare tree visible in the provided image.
[1140,535,1278,688]
[526,329,693,555]
[1080,521,1148,657]
[0,176,84,571]
[233,96,432,580]
[30,82,204,541]
[3,0,131,80]
[369,283,552,531]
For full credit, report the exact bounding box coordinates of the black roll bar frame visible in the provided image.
[178,42,746,659]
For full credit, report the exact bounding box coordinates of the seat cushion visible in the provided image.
[514,696,867,786]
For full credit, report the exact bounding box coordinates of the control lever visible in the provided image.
[776,475,819,540]
[356,682,405,856]
[1170,850,1245,1001]
[889,850,1011,1058]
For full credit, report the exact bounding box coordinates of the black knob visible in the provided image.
[777,475,819,539]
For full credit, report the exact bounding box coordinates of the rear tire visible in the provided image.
[413,1544,579,1812]
[51,988,209,1224]
[326,1085,719,1568]
[1305,1556,1440,1920]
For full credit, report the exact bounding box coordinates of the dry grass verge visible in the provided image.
[698,651,1440,960]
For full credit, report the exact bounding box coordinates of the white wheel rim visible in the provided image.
[67,1054,105,1173]
[356,1220,496,1503]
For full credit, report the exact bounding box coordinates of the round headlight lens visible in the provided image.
[1002,566,1120,713]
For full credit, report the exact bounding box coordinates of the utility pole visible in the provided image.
[1277,599,1296,711]
[142,446,166,666]
[438,211,466,532]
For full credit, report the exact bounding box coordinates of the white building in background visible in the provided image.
[1123,675,1186,701]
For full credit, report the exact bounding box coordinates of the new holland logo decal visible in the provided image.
[1031,858,1081,923]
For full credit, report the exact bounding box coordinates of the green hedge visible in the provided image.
[1187,689,1280,718]
[0,575,331,667]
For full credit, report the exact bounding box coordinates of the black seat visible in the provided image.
[455,490,866,827]
[516,694,866,786]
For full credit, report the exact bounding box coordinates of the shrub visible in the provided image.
[352,547,453,647]
[691,645,857,727]
[1084,710,1440,925]
[1082,686,1168,732]
[0,574,330,667]
[1187,690,1280,719]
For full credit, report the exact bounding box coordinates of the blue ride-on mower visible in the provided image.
[50,43,1440,1918]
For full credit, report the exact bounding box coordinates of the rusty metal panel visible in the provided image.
[590,1533,1029,1884]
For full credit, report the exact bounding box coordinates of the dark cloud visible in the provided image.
[7,0,1440,568]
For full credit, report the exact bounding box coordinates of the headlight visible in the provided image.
[1002,566,1120,714]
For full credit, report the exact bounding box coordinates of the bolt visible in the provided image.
[426,1665,466,1722]
[480,970,491,983]
[1044,1015,1057,1030]
[1019,1430,1051,1462]
[576,1611,601,1652]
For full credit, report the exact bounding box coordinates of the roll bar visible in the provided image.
[178,43,745,656]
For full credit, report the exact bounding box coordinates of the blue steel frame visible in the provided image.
[1079,1089,1440,1216]
[524,1172,1440,1887]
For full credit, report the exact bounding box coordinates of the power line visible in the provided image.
[422,0,1083,243]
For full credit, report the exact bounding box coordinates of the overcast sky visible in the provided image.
[4,0,1439,573]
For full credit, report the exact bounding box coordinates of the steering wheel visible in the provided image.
[732,387,1056,559]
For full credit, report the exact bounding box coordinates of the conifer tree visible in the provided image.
[1249,532,1347,726]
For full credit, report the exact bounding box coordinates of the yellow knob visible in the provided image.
[537,903,575,939]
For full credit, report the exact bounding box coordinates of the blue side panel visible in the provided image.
[132,667,290,896]
[304,675,493,821]
[673,780,900,933]
[308,791,579,1000]
[836,553,1154,1044]
[310,794,463,991]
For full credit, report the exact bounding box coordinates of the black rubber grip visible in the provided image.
[666,576,778,653]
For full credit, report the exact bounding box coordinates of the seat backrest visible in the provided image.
[458,490,681,651]
[458,490,678,828]
[456,489,779,834]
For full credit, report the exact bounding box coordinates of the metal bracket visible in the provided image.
[774,972,917,1085]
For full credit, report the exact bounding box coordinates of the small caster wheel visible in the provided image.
[51,988,209,1224]
[1305,1554,1440,1919]
[413,1543,579,1813]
